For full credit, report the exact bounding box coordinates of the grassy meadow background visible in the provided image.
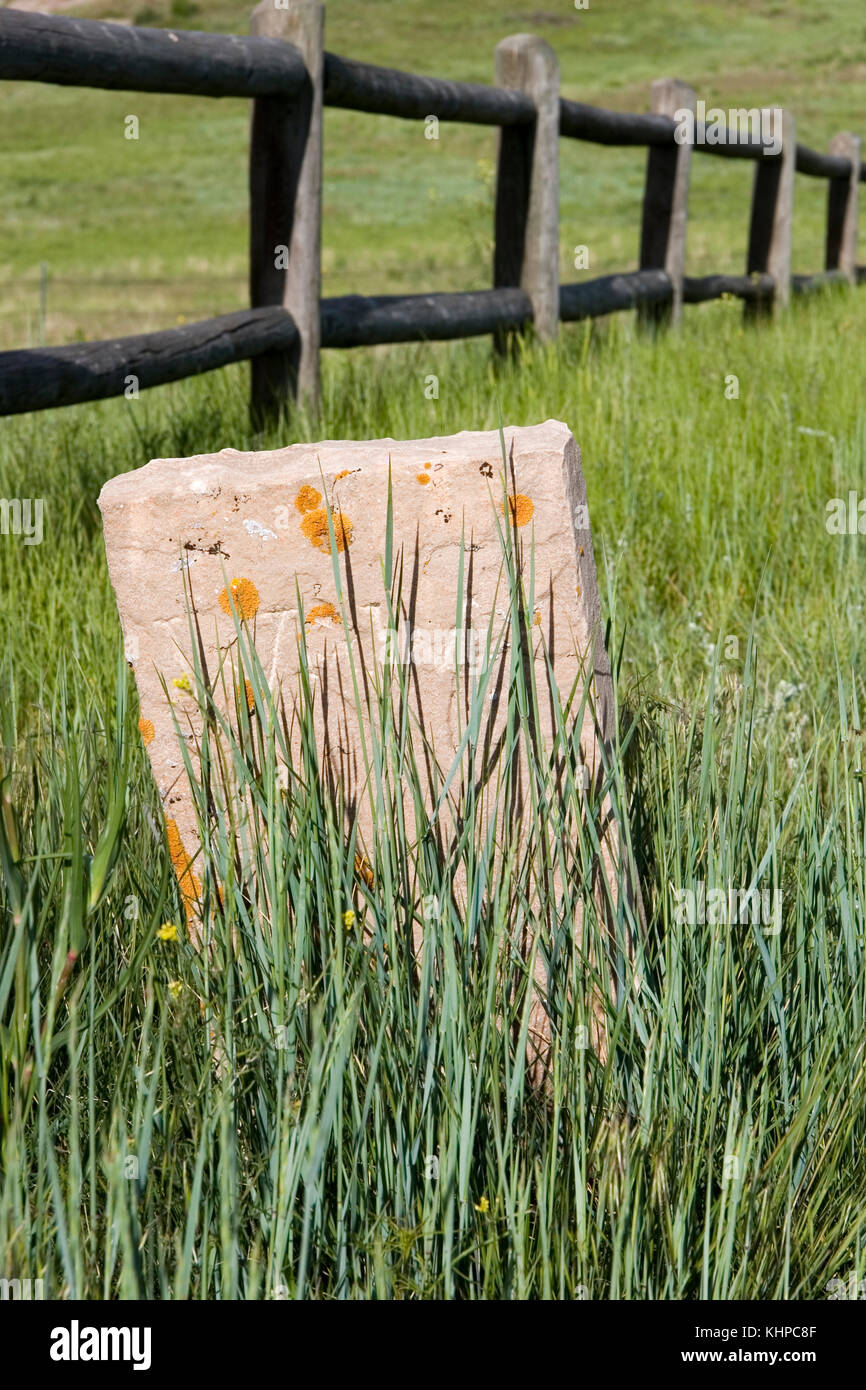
[4,0,866,344]
[1,0,866,1299]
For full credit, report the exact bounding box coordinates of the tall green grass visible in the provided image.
[1,291,866,1297]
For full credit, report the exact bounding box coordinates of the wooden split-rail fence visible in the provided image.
[0,3,862,423]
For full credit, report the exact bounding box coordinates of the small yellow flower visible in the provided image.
[157,922,179,942]
[342,910,355,928]
[168,980,183,999]
[172,674,192,694]
[474,1195,490,1213]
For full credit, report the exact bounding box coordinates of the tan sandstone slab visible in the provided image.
[99,420,638,1064]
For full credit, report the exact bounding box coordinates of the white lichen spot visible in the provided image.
[173,553,198,572]
[243,518,277,541]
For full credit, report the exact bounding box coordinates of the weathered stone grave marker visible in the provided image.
[99,420,640,1071]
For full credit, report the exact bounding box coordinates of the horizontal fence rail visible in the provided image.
[0,11,307,98]
[0,3,863,421]
[0,269,842,418]
[559,95,863,178]
[796,146,855,180]
[0,308,299,415]
[323,51,534,126]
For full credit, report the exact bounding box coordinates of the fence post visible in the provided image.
[638,78,695,329]
[249,0,323,425]
[493,34,560,352]
[745,108,795,319]
[825,131,860,286]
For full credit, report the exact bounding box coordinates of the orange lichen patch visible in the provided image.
[305,601,340,626]
[416,473,430,485]
[300,507,354,554]
[238,679,255,714]
[165,816,202,921]
[294,484,322,514]
[165,817,187,872]
[138,716,155,745]
[502,493,534,528]
[334,470,352,481]
[533,610,542,628]
[218,577,259,621]
[354,852,374,889]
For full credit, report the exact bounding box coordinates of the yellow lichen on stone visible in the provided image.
[502,493,534,528]
[138,716,155,744]
[300,508,354,554]
[354,852,374,888]
[238,679,255,713]
[294,484,322,514]
[334,470,352,481]
[165,817,186,870]
[306,602,340,626]
[218,577,260,620]
[165,816,202,921]
[417,473,430,485]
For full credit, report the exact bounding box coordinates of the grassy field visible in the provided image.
[2,0,866,1302]
[3,0,866,346]
[2,288,866,1298]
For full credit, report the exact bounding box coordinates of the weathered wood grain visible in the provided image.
[746,109,796,317]
[825,132,860,285]
[493,34,560,349]
[638,79,695,328]
[249,0,323,422]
